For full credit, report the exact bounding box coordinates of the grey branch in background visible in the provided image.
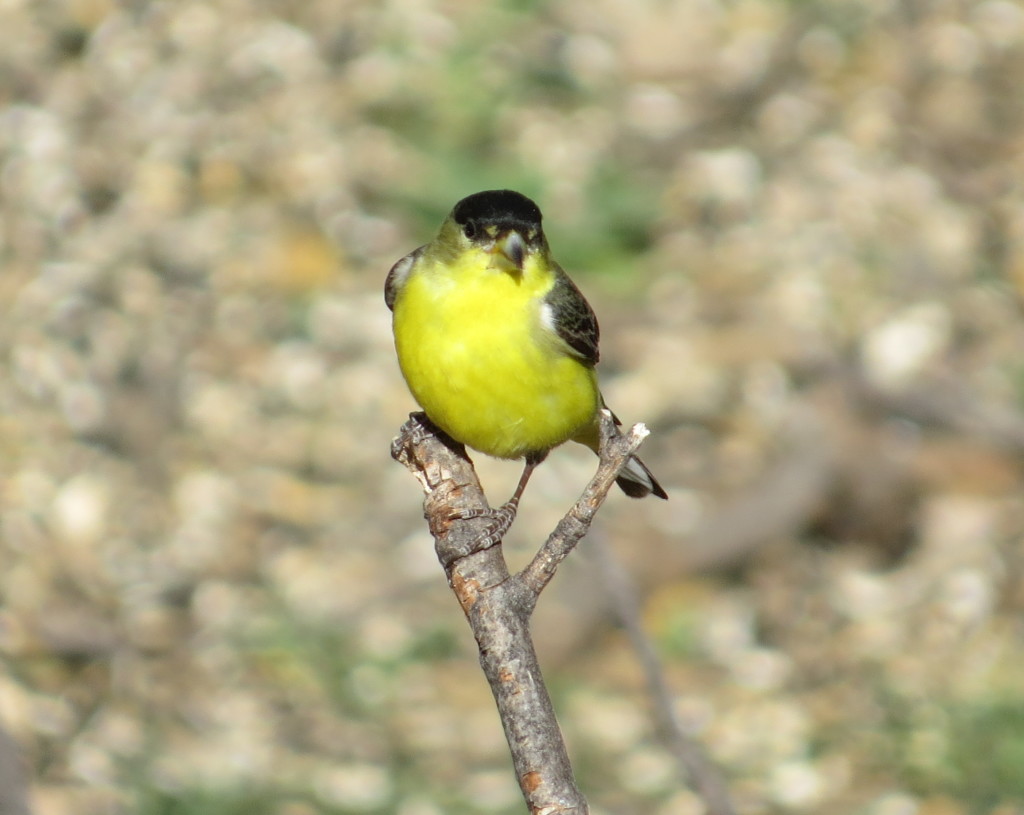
[0,725,32,815]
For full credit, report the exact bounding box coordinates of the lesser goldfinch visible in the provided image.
[386,189,666,532]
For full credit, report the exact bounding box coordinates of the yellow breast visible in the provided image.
[392,253,599,460]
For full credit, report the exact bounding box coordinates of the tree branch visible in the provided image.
[390,410,649,814]
[518,411,649,598]
[0,724,32,815]
[591,534,736,815]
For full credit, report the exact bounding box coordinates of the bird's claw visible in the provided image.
[405,413,436,444]
[447,501,519,553]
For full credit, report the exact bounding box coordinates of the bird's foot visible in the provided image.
[448,500,519,552]
[391,412,434,457]
[443,454,539,555]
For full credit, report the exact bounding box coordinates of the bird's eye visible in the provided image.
[463,221,477,239]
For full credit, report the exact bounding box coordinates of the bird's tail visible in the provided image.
[574,409,668,500]
[615,453,668,499]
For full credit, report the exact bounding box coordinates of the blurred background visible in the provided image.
[2,0,1024,813]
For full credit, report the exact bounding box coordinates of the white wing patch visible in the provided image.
[539,301,557,334]
[384,247,423,310]
[389,252,416,289]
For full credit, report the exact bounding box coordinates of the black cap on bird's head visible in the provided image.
[453,190,542,233]
[450,190,545,271]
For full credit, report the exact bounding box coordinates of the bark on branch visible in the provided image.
[390,410,651,814]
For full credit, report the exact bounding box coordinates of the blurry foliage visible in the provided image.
[137,785,303,815]
[653,604,704,660]
[890,697,1024,810]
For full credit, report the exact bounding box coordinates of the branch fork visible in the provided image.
[390,409,651,814]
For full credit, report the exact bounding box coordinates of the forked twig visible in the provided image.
[390,410,650,814]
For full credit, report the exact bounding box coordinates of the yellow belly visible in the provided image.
[393,264,599,460]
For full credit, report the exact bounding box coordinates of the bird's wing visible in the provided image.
[384,245,425,311]
[544,268,600,366]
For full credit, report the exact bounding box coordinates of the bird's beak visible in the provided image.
[493,230,526,272]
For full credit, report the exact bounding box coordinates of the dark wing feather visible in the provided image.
[546,268,600,366]
[384,246,424,311]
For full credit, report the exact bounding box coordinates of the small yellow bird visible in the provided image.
[386,190,666,532]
